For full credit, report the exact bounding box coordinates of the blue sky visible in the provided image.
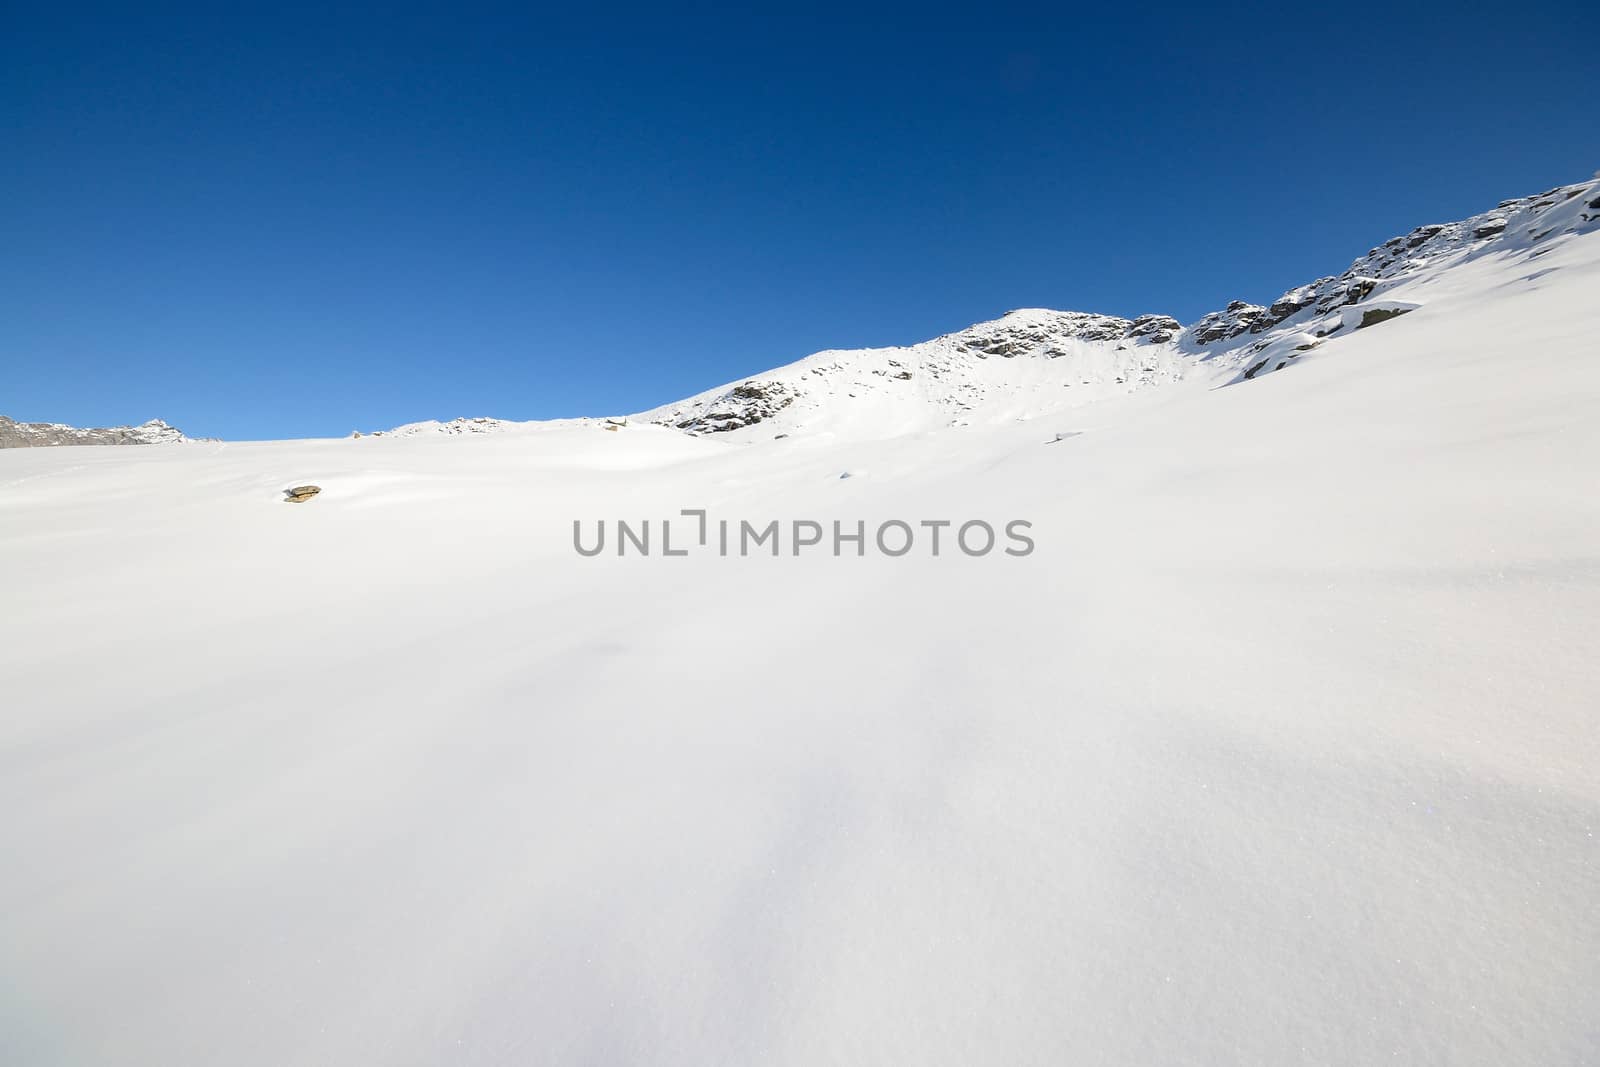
[4,3,1596,440]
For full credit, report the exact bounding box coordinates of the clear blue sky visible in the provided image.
[4,3,1595,439]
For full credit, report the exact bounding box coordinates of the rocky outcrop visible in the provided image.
[1196,277,1383,344]
[283,485,322,503]
[957,311,1130,356]
[1356,307,1413,329]
[1191,178,1599,348]
[1191,301,1268,345]
[0,416,189,448]
[1124,314,1180,344]
[955,310,1181,357]
[671,380,796,433]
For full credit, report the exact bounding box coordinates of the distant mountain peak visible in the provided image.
[0,415,192,448]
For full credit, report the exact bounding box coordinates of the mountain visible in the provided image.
[359,415,598,438]
[4,175,1599,1065]
[351,176,1600,444]
[14,176,1600,449]
[636,175,1600,437]
[365,175,1600,441]
[0,415,190,448]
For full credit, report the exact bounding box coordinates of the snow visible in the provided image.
[363,415,601,438]
[2,185,1599,1064]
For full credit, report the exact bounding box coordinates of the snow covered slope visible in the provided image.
[637,176,1600,438]
[637,307,1194,439]
[2,181,1599,1065]
[0,415,190,447]
[353,177,1599,445]
[359,415,611,438]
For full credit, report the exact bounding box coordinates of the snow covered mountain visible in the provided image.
[0,414,190,448]
[639,176,1600,437]
[346,175,1600,445]
[16,178,1600,450]
[4,174,1600,1065]
[360,415,601,438]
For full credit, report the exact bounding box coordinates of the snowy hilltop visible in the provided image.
[365,175,1600,442]
[357,415,601,438]
[637,176,1600,437]
[0,415,190,448]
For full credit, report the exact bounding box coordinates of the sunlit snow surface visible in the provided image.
[3,212,1599,1064]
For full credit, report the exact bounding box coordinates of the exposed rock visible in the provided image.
[1406,224,1446,247]
[1356,307,1413,329]
[1345,277,1378,303]
[1192,301,1269,344]
[669,380,796,434]
[1251,281,1322,334]
[284,485,321,503]
[1310,276,1378,315]
[959,311,1133,356]
[1124,314,1181,344]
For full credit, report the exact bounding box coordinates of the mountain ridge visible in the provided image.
[0,415,191,449]
[633,174,1599,438]
[379,172,1598,441]
[12,174,1597,446]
